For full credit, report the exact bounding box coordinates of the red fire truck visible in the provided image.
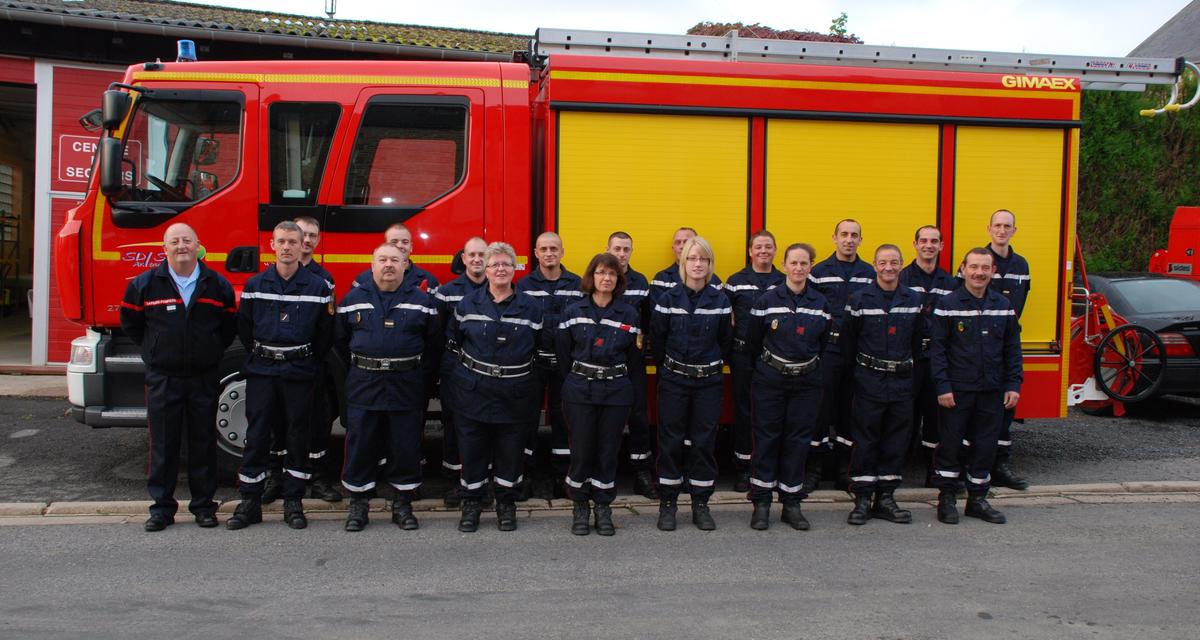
[57,28,1188,472]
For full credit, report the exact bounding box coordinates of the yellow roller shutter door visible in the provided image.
[556,112,749,278]
[953,126,1064,348]
[765,120,939,263]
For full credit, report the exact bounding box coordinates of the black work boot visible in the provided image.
[991,463,1030,491]
[691,497,716,531]
[937,491,959,524]
[750,501,771,530]
[517,476,534,502]
[345,498,370,532]
[496,501,518,531]
[965,494,1007,524]
[634,469,660,500]
[261,469,283,505]
[571,500,591,536]
[593,503,615,536]
[443,486,462,508]
[657,498,677,531]
[309,474,343,503]
[458,499,482,533]
[225,495,262,530]
[391,496,419,530]
[781,501,810,531]
[733,469,751,493]
[847,492,872,525]
[871,490,913,524]
[282,498,307,530]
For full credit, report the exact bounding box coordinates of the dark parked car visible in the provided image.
[1087,272,1200,397]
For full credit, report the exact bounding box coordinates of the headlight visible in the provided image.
[67,331,101,374]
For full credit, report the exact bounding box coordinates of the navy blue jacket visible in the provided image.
[516,267,583,356]
[119,260,237,376]
[446,286,544,424]
[809,253,875,348]
[649,263,723,307]
[746,282,830,384]
[930,285,1023,395]
[352,261,440,294]
[899,260,957,361]
[238,264,334,381]
[650,281,733,386]
[335,276,441,410]
[724,265,785,344]
[303,259,335,293]
[843,282,925,399]
[988,245,1031,319]
[555,296,642,406]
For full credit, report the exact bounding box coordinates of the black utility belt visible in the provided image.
[351,353,421,372]
[826,330,841,345]
[459,351,533,379]
[856,352,914,374]
[534,350,558,368]
[445,340,462,357]
[253,342,312,361]
[570,360,628,381]
[760,349,819,376]
[663,355,722,379]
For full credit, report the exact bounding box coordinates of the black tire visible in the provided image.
[214,346,248,486]
[1094,324,1166,404]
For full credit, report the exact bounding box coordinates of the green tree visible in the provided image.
[830,12,849,38]
[1078,82,1200,271]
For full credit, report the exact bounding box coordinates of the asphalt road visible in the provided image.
[1,397,1199,503]
[0,501,1197,639]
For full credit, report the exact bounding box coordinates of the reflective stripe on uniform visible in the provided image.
[284,468,312,480]
[239,471,267,484]
[241,291,332,304]
[342,479,376,492]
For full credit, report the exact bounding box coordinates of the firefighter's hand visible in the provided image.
[938,392,955,408]
[1003,391,1020,410]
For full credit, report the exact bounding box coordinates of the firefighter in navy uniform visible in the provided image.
[650,236,732,532]
[843,244,925,526]
[227,221,334,530]
[984,209,1031,490]
[898,225,958,485]
[336,243,441,532]
[724,229,784,492]
[806,219,875,492]
[556,253,642,536]
[352,223,442,293]
[649,226,723,305]
[931,248,1022,525]
[517,231,584,498]
[293,216,342,504]
[120,223,237,532]
[446,242,543,532]
[606,231,658,499]
[433,237,489,506]
[745,242,830,531]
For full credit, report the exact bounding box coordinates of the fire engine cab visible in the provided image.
[57,28,1190,470]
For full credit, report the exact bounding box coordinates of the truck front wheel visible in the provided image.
[214,349,248,486]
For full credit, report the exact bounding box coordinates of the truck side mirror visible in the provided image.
[101,90,131,131]
[194,136,219,165]
[98,137,126,197]
[79,109,103,132]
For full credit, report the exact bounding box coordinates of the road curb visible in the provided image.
[3,481,1199,524]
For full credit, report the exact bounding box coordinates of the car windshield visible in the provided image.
[1109,278,1200,314]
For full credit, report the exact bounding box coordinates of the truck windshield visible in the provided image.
[118,95,242,204]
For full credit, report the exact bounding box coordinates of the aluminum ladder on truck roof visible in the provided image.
[533,27,1184,92]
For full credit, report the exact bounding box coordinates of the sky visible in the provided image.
[185,0,1192,57]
